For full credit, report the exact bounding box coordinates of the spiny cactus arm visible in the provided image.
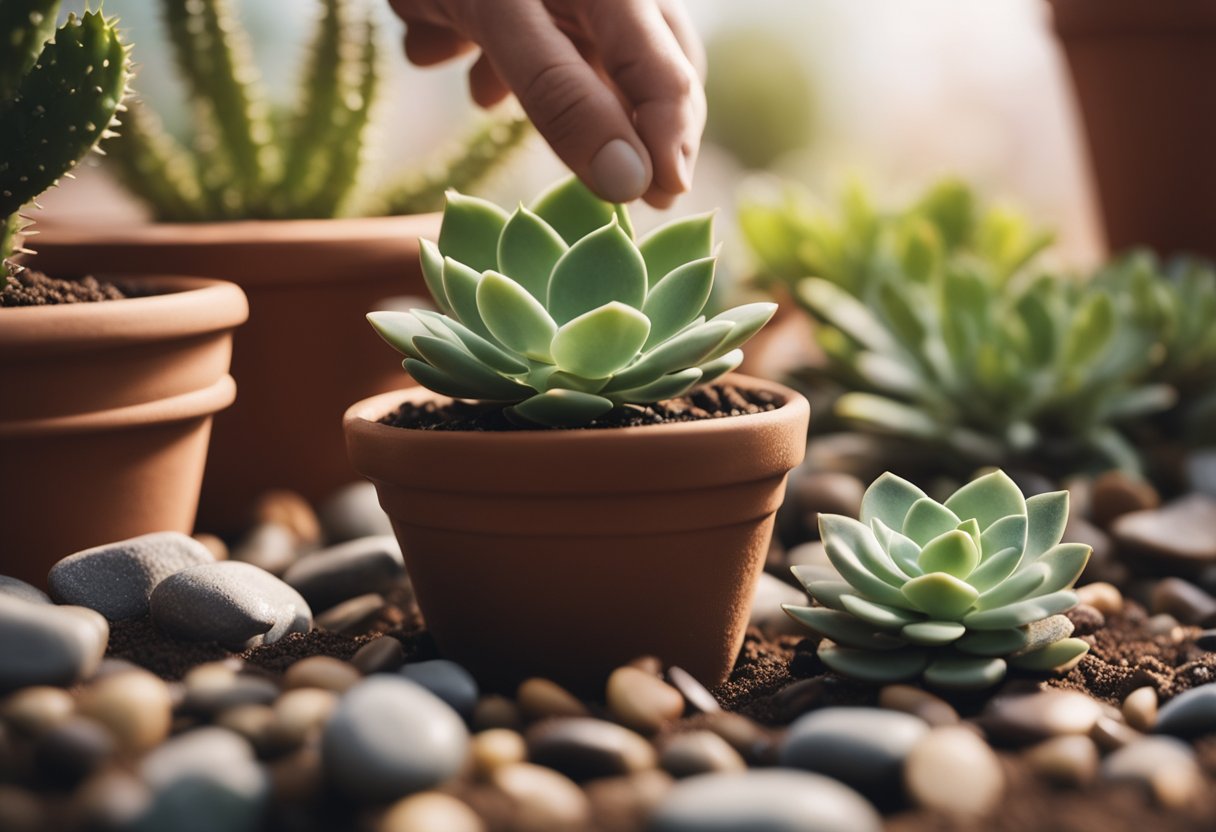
[374,116,532,217]
[2,213,24,286]
[0,0,60,103]
[0,10,130,218]
[103,100,210,222]
[161,0,274,212]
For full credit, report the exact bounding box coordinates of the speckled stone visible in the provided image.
[48,532,213,620]
[649,770,882,832]
[0,597,108,693]
[282,536,404,612]
[149,561,312,650]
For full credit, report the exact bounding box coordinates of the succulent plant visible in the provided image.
[105,0,528,222]
[1,2,130,285]
[368,177,776,427]
[783,470,1091,690]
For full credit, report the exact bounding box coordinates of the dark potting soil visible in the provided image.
[382,382,782,431]
[0,269,128,307]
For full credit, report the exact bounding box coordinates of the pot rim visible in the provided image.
[344,373,811,494]
[1048,0,1216,34]
[0,274,248,351]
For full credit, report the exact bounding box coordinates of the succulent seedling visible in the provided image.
[368,177,777,427]
[1,2,130,286]
[783,469,1091,690]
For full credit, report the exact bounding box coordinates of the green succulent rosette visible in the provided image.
[368,176,776,427]
[784,470,1092,690]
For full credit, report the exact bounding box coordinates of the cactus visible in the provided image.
[368,177,776,427]
[0,3,130,285]
[106,0,527,222]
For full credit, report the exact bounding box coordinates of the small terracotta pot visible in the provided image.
[1049,0,1216,257]
[32,215,439,533]
[344,374,810,692]
[0,276,247,586]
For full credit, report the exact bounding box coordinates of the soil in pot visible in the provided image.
[0,270,128,306]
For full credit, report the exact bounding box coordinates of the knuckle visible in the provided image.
[522,61,594,139]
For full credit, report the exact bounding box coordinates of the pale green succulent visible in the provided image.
[783,470,1092,690]
[368,177,776,427]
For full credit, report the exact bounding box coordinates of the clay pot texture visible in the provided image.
[32,215,439,533]
[0,276,247,586]
[1049,0,1216,258]
[344,374,810,692]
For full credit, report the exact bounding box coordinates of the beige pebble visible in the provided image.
[193,533,229,561]
[1122,687,1158,732]
[71,768,150,829]
[659,730,747,777]
[626,656,663,675]
[474,694,522,731]
[878,684,959,727]
[471,728,527,779]
[351,637,405,674]
[606,667,684,734]
[77,670,172,754]
[518,678,588,720]
[255,490,323,546]
[1076,582,1123,616]
[905,726,1004,816]
[584,770,673,832]
[378,792,484,832]
[1144,613,1183,638]
[267,688,337,751]
[215,703,275,748]
[1025,735,1099,787]
[1090,716,1141,752]
[1,687,74,735]
[491,763,591,831]
[283,656,361,693]
[1103,736,1203,809]
[270,745,324,804]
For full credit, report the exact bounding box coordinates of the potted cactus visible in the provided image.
[344,177,810,690]
[0,4,247,586]
[783,470,1091,690]
[32,0,529,532]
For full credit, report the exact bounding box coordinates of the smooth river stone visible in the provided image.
[399,660,479,719]
[904,726,1005,815]
[979,691,1104,745]
[1112,494,1216,567]
[319,482,394,542]
[149,561,312,650]
[282,535,404,612]
[0,596,108,693]
[649,770,882,832]
[48,532,213,620]
[778,707,928,801]
[1101,736,1203,809]
[659,730,747,778]
[606,666,685,734]
[0,576,51,605]
[322,676,469,802]
[526,717,657,781]
[1154,685,1216,738]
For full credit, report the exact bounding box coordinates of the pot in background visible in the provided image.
[1049,0,1216,258]
[344,374,810,692]
[0,276,247,586]
[32,215,439,533]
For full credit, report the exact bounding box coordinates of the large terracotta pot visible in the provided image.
[1049,0,1216,258]
[344,374,810,692]
[0,276,247,586]
[32,215,440,533]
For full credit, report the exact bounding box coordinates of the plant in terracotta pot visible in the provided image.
[344,177,810,690]
[0,3,247,586]
[31,0,530,533]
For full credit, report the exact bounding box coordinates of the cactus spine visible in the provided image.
[0,3,130,285]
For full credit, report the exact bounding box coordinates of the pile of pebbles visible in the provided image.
[2,477,1216,831]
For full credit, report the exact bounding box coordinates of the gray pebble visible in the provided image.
[0,597,108,692]
[749,573,807,635]
[230,523,300,576]
[136,727,269,832]
[649,770,881,832]
[1154,684,1216,738]
[314,593,385,634]
[667,667,720,715]
[979,691,1104,745]
[0,576,50,605]
[322,676,468,802]
[1151,578,1216,626]
[526,717,657,781]
[319,482,394,542]
[778,707,928,801]
[1101,736,1203,809]
[48,532,213,620]
[182,663,279,716]
[34,716,115,785]
[150,561,312,650]
[399,660,479,719]
[351,636,405,674]
[283,535,403,612]
[1185,448,1216,497]
[659,731,746,778]
[1113,494,1216,567]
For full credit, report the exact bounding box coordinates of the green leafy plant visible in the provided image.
[741,178,1176,476]
[783,470,1091,690]
[105,0,527,221]
[368,176,776,427]
[1,2,130,286]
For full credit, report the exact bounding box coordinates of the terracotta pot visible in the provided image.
[344,374,810,692]
[0,276,247,587]
[32,215,440,533]
[1049,0,1216,258]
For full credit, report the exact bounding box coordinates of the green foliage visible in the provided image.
[0,3,130,284]
[741,179,1178,476]
[106,0,528,222]
[369,177,776,427]
[784,470,1091,690]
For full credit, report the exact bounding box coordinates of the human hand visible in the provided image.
[388,0,706,208]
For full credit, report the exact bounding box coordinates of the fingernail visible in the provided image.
[590,139,648,203]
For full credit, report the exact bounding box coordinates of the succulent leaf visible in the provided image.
[608,368,703,405]
[819,645,929,683]
[697,350,745,385]
[916,531,979,579]
[902,498,962,546]
[859,472,928,531]
[439,192,508,273]
[638,213,715,289]
[510,389,614,427]
[781,606,908,651]
[547,219,647,324]
[476,270,557,361]
[497,205,568,300]
[531,175,623,245]
[419,239,452,314]
[1023,491,1069,560]
[551,302,650,379]
[443,257,492,338]
[642,256,716,347]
